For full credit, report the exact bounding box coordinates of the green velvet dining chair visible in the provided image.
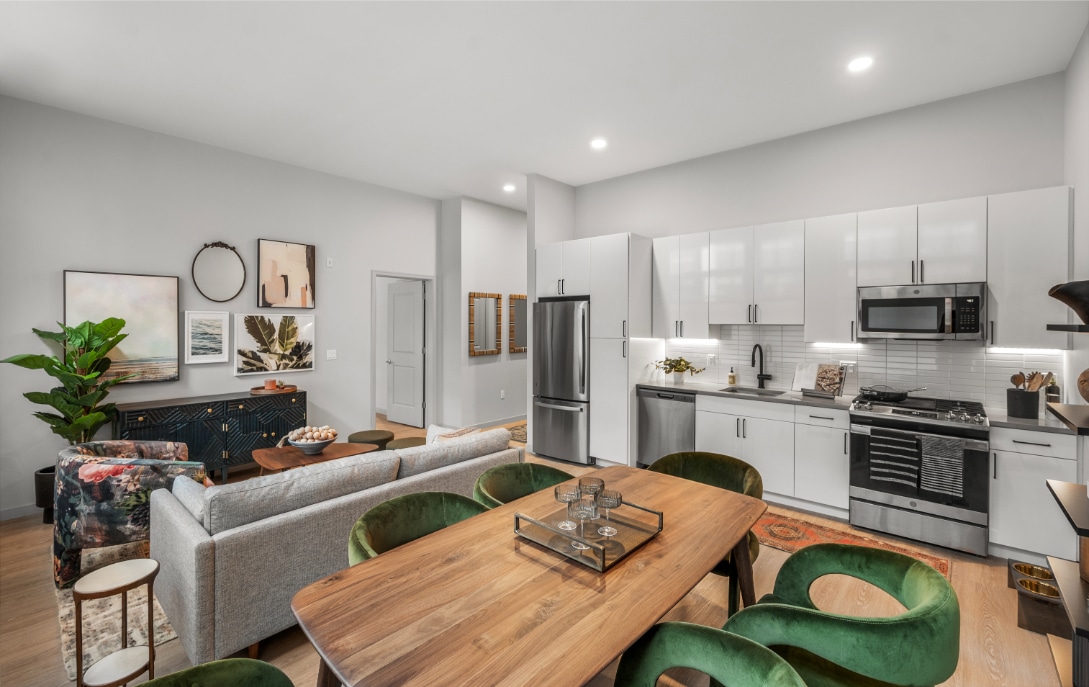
[472,462,575,508]
[648,451,762,616]
[143,658,293,686]
[615,621,807,687]
[348,491,489,565]
[722,543,961,687]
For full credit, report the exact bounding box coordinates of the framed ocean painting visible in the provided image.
[184,311,229,364]
[64,270,179,384]
[258,239,316,308]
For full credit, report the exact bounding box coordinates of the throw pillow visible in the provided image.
[438,427,480,442]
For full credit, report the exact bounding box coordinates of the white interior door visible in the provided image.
[386,280,425,427]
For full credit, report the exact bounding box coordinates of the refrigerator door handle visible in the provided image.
[579,305,587,395]
[536,401,584,412]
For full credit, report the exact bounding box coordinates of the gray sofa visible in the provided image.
[149,428,521,666]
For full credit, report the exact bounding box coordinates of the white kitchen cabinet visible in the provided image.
[793,407,850,510]
[695,396,795,496]
[987,186,1072,349]
[708,221,804,325]
[652,233,709,339]
[590,233,651,339]
[857,205,917,287]
[535,238,590,297]
[590,338,629,464]
[990,427,1077,559]
[803,213,857,344]
[917,196,987,284]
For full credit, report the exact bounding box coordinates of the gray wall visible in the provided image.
[574,74,1066,238]
[1065,22,1089,400]
[0,95,439,518]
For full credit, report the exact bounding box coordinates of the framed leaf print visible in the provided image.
[234,313,315,375]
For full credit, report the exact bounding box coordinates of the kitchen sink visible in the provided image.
[719,387,786,397]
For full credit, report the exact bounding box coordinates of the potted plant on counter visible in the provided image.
[654,357,705,384]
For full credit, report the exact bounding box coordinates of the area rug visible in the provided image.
[55,541,177,681]
[509,422,527,443]
[753,512,951,579]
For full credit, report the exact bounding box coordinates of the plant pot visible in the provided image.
[1049,280,1089,325]
[1007,389,1040,420]
[34,465,55,524]
[672,372,685,384]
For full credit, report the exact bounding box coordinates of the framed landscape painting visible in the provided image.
[234,313,315,375]
[64,270,179,384]
[184,311,229,364]
[258,239,316,308]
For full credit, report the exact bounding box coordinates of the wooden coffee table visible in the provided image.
[252,442,378,474]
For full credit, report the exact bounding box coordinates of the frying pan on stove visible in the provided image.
[858,385,927,403]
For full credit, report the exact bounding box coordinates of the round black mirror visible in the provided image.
[192,242,246,302]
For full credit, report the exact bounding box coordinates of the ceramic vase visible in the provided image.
[672,372,685,384]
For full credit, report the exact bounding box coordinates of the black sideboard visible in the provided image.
[113,390,307,482]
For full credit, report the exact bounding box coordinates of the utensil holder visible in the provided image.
[1007,389,1040,420]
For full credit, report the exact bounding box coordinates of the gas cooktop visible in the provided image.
[849,395,988,429]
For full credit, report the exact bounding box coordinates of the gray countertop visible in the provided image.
[635,380,1073,435]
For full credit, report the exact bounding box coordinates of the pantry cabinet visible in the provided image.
[589,233,651,339]
[695,395,794,496]
[652,233,709,339]
[535,238,590,297]
[803,213,857,344]
[986,185,1072,349]
[708,221,804,325]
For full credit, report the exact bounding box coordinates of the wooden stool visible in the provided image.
[348,429,394,450]
[73,558,159,687]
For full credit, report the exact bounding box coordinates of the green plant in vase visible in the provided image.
[654,357,705,382]
[1,317,135,444]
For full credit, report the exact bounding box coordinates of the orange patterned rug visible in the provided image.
[754,512,951,578]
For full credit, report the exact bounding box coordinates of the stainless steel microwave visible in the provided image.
[856,283,986,341]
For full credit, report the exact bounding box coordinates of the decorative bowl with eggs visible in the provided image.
[286,426,339,455]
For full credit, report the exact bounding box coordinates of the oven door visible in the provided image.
[857,284,956,340]
[849,424,989,517]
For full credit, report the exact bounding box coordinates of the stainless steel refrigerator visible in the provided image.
[532,299,591,464]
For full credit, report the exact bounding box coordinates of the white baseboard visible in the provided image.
[471,415,526,430]
[763,493,849,522]
[1,503,41,521]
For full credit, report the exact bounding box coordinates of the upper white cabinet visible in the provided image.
[652,233,709,339]
[709,221,805,325]
[535,238,590,297]
[803,213,857,344]
[590,233,651,339]
[857,205,917,287]
[917,196,987,284]
[987,186,1072,349]
[858,198,986,287]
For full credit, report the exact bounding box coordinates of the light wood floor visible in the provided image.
[0,416,1066,686]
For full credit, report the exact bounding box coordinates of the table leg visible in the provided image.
[731,536,756,609]
[316,658,340,687]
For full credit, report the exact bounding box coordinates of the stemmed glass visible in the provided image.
[554,484,580,531]
[578,477,605,498]
[568,495,597,550]
[596,489,623,537]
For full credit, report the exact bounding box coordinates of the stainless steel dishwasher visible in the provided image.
[637,387,696,466]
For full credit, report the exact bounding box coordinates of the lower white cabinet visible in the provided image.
[695,396,795,496]
[793,408,850,510]
[589,338,629,464]
[989,428,1077,559]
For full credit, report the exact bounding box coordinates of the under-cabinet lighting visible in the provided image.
[667,338,718,346]
[813,342,863,348]
[590,138,608,150]
[987,347,1063,356]
[847,56,874,73]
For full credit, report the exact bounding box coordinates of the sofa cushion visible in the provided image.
[395,428,511,479]
[203,451,400,535]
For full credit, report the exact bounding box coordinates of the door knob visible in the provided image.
[386,359,392,364]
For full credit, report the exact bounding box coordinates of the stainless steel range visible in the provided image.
[849,394,990,556]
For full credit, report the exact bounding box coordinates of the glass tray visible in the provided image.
[514,502,663,572]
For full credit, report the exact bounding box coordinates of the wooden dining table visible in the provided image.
[291,465,766,687]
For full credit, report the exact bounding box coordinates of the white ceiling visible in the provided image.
[1,2,1086,212]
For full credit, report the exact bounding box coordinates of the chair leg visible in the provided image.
[727,575,740,618]
[248,641,259,659]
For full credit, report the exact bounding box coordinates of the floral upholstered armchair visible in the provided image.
[53,440,206,588]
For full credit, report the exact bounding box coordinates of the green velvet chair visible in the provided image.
[615,622,807,687]
[722,543,960,687]
[348,491,488,565]
[472,462,574,508]
[143,658,292,686]
[648,451,762,616]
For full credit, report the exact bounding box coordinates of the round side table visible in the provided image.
[73,558,160,687]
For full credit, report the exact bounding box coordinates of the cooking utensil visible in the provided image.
[858,385,927,403]
[1011,372,1025,389]
[1026,372,1045,392]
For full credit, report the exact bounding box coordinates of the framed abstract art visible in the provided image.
[258,239,316,308]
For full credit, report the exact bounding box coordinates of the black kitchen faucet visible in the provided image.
[752,344,772,389]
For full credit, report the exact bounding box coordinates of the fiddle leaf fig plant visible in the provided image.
[1,317,136,444]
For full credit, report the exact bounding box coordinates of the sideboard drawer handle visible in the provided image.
[263,433,268,438]
[271,432,276,437]
[207,408,213,413]
[238,404,244,409]
[292,398,297,403]
[138,416,144,422]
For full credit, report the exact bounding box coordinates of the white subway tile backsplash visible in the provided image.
[662,324,1064,411]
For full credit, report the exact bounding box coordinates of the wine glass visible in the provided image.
[596,489,623,537]
[554,484,580,531]
[578,476,604,498]
[568,495,597,550]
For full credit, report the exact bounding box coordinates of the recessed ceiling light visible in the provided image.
[503,184,516,192]
[847,56,874,73]
[590,138,608,150]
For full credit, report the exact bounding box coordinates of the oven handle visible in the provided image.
[849,423,989,452]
